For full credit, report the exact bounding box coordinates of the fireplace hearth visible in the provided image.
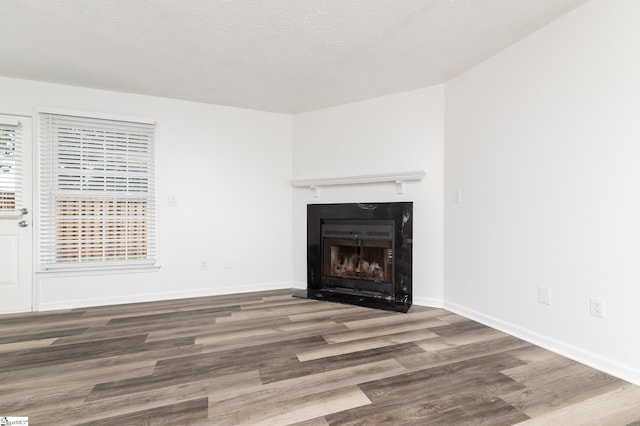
[295,202,413,312]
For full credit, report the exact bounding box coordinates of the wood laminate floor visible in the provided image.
[1,289,639,425]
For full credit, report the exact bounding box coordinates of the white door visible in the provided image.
[0,115,32,313]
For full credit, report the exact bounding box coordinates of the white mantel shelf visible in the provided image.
[292,170,425,197]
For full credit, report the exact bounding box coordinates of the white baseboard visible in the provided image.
[290,281,307,290]
[412,296,444,308]
[444,300,640,387]
[37,281,296,311]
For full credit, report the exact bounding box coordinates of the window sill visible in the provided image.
[36,263,161,276]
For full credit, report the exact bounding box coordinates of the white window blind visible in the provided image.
[0,118,23,212]
[39,112,156,269]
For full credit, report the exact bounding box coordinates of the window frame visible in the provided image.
[37,109,159,272]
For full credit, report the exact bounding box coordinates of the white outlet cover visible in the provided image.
[590,297,605,318]
[538,286,551,305]
[454,189,462,204]
[223,258,232,269]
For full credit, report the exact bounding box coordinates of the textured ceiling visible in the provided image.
[0,0,588,113]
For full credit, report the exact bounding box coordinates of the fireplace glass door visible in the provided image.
[321,221,395,297]
[324,239,392,283]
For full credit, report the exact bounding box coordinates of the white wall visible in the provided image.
[0,76,293,310]
[4,0,636,387]
[445,0,640,384]
[292,86,445,306]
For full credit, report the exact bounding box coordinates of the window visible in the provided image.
[0,117,22,212]
[39,111,156,269]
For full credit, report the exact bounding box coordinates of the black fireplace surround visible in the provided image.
[295,202,413,312]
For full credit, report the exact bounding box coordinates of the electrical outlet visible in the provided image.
[538,286,551,305]
[223,258,232,270]
[590,297,605,318]
[200,261,208,270]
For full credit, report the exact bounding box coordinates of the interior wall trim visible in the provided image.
[292,170,425,196]
[444,300,640,386]
[36,281,295,311]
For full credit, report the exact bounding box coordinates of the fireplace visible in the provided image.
[295,202,413,312]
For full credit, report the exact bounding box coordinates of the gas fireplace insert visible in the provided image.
[295,202,413,312]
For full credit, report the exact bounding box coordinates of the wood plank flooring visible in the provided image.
[1,289,639,425]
